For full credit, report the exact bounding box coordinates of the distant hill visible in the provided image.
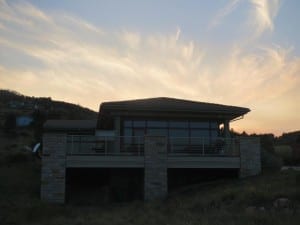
[0,89,98,122]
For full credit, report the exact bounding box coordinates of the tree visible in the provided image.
[4,113,16,133]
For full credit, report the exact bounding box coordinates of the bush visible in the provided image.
[261,148,283,170]
[274,145,294,165]
[5,152,31,164]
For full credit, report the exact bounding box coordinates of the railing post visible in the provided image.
[71,135,73,155]
[138,136,140,156]
[202,137,204,155]
[105,136,107,155]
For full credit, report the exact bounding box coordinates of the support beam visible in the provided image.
[41,133,66,203]
[144,136,168,201]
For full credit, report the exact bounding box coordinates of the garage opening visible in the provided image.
[66,168,144,204]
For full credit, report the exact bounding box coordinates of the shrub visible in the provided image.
[6,151,31,164]
[274,145,294,165]
[261,148,283,170]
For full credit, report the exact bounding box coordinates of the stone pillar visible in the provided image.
[114,116,121,153]
[239,137,261,178]
[144,136,168,201]
[41,133,67,203]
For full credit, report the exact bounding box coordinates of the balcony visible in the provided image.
[65,135,241,169]
[66,135,240,156]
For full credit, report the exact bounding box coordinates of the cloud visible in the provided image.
[209,0,241,29]
[0,0,299,135]
[248,0,281,37]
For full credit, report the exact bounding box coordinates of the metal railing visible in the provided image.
[168,137,240,156]
[66,135,144,156]
[66,135,239,157]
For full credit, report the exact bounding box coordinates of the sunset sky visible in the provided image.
[0,0,299,135]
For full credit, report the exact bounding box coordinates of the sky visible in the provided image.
[0,0,299,136]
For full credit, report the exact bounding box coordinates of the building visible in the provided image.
[41,97,261,203]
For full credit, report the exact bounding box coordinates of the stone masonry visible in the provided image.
[239,137,261,178]
[41,133,67,203]
[144,136,168,201]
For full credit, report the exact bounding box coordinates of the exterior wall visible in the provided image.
[144,136,168,201]
[239,137,261,178]
[41,133,67,203]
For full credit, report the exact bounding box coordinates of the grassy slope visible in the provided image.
[0,135,300,225]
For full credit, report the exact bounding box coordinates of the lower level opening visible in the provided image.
[66,168,144,204]
[168,168,239,192]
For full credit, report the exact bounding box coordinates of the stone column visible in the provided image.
[41,133,67,203]
[239,137,261,178]
[144,136,168,201]
[114,116,121,153]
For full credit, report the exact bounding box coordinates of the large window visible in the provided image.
[122,119,220,152]
[122,119,219,139]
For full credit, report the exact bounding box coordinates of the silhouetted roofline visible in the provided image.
[98,97,250,123]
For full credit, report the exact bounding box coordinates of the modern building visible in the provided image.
[41,97,261,203]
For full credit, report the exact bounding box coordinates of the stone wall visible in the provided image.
[41,133,67,203]
[239,137,261,178]
[144,136,168,201]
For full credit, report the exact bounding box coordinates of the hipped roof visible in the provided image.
[98,97,250,120]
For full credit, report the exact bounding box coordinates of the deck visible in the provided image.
[65,135,241,169]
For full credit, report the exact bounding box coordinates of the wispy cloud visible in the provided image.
[0,0,299,135]
[209,0,241,29]
[248,0,281,37]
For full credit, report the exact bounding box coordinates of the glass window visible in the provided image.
[169,129,189,138]
[147,120,168,128]
[190,129,209,137]
[133,120,146,128]
[210,122,218,129]
[211,129,218,138]
[169,121,188,128]
[133,128,145,137]
[123,120,132,127]
[190,122,209,128]
[147,128,168,136]
[123,128,132,137]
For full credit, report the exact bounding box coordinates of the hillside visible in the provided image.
[0,89,97,123]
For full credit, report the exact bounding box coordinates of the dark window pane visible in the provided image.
[124,120,132,127]
[133,128,145,137]
[123,128,132,137]
[211,129,218,138]
[133,120,146,128]
[169,121,188,128]
[169,129,189,137]
[191,129,209,144]
[147,120,168,128]
[190,122,209,128]
[123,136,132,144]
[210,122,218,129]
[190,129,209,137]
[147,128,168,136]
